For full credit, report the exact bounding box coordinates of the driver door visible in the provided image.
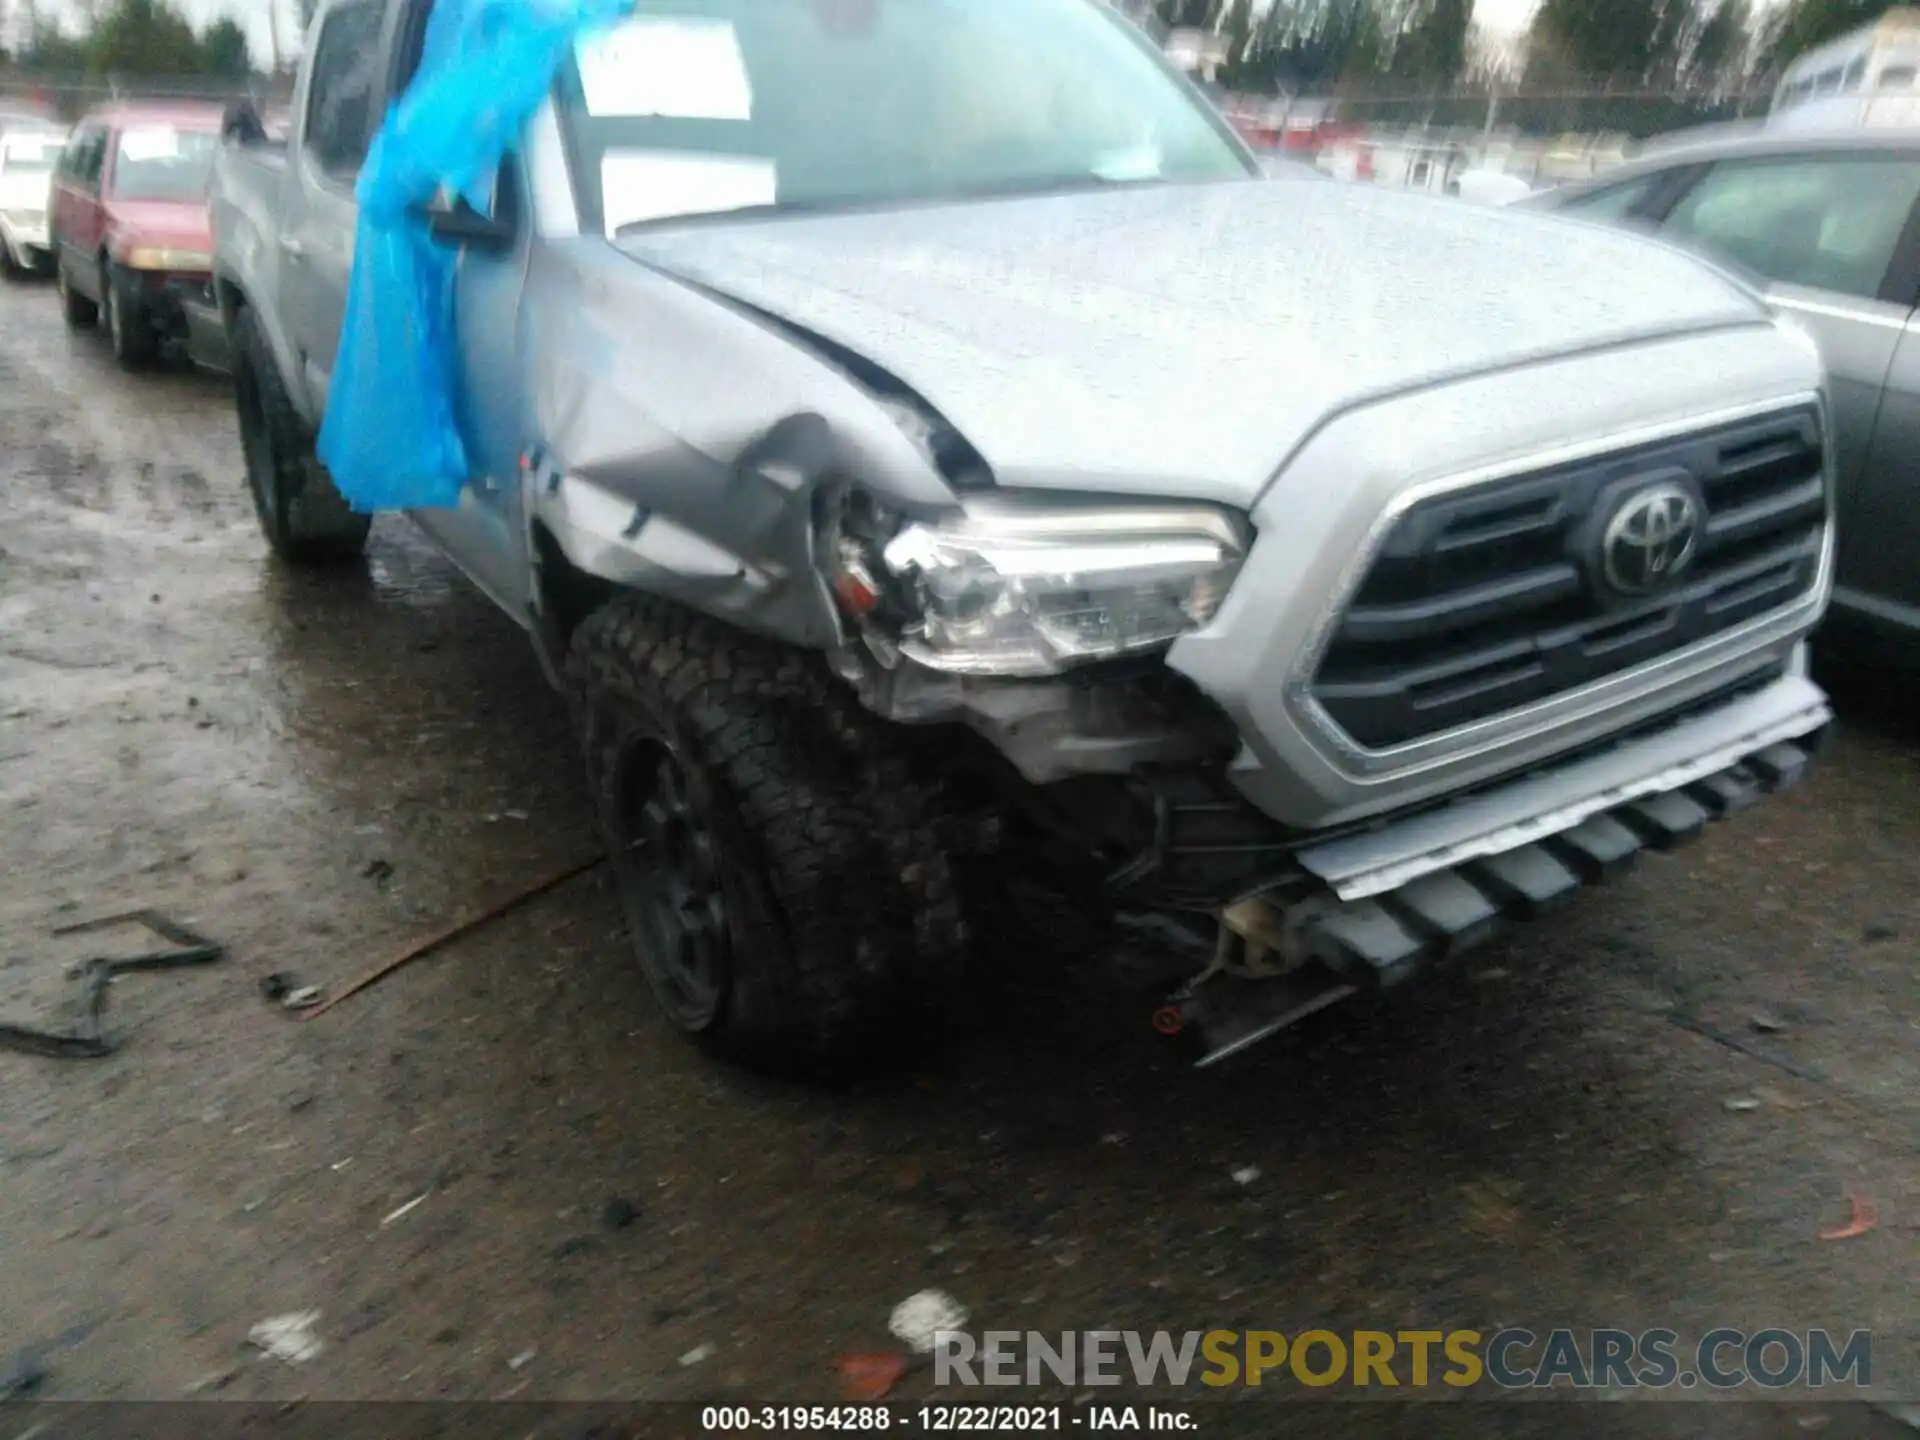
[406,156,534,619]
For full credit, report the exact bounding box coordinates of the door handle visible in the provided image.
[279,236,306,261]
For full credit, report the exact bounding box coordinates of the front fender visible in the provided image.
[210,158,310,426]
[519,239,965,652]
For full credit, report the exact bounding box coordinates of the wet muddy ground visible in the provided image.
[2,282,1918,1437]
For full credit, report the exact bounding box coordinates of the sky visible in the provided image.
[1476,0,1538,37]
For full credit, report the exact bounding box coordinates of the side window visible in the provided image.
[392,0,434,94]
[1660,155,1920,301]
[79,128,107,187]
[60,126,98,186]
[1844,57,1868,91]
[1556,172,1662,222]
[303,0,385,183]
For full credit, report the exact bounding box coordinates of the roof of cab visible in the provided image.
[80,99,227,131]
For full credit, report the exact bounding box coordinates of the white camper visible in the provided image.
[1772,8,1920,128]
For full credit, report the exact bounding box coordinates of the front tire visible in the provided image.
[57,259,97,327]
[105,276,157,370]
[230,304,370,564]
[568,596,968,1076]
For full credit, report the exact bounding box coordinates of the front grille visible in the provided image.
[1309,406,1826,750]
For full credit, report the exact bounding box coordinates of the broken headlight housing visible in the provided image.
[871,501,1249,677]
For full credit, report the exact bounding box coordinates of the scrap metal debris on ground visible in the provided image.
[381,1193,429,1228]
[0,1346,47,1401]
[302,856,604,1019]
[836,1352,908,1403]
[888,1290,970,1355]
[259,972,326,1012]
[248,1312,323,1366]
[1819,1192,1879,1241]
[1667,1007,1829,1083]
[0,910,222,1059]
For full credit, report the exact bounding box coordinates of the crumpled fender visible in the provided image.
[518,241,970,651]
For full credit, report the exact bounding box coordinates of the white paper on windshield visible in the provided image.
[577,17,753,122]
[600,150,776,234]
[119,127,182,162]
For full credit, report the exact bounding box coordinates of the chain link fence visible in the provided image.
[1216,83,1786,191]
[1311,85,1774,140]
[0,70,298,124]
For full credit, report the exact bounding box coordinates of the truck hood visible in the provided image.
[620,178,1770,504]
[106,197,212,251]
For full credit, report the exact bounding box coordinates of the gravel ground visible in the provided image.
[0,281,1916,1438]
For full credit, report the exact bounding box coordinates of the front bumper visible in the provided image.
[1295,660,1829,902]
[1164,664,1829,1065]
[111,264,214,338]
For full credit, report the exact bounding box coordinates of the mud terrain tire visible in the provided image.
[232,304,370,564]
[568,595,968,1075]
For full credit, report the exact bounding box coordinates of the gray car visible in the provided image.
[209,0,1834,1072]
[1522,128,1920,664]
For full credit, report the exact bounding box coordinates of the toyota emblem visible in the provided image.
[1600,482,1700,595]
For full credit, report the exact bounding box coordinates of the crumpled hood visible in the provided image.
[621,178,1770,503]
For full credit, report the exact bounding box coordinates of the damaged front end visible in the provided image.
[513,254,1831,1071]
[812,481,1831,1069]
[821,487,1253,782]
[815,484,1383,1063]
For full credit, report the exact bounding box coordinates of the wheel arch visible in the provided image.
[528,516,621,678]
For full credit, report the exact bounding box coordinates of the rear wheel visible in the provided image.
[56,259,97,327]
[568,595,969,1076]
[231,304,370,564]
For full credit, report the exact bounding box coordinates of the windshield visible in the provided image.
[109,126,217,202]
[556,0,1252,236]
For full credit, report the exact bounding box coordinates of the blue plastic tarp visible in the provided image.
[316,0,629,513]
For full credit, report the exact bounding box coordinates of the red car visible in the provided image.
[50,101,223,369]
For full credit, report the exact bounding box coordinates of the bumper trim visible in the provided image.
[1294,672,1830,901]
[1177,725,1824,1066]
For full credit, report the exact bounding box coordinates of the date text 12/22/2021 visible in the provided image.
[700,1406,1197,1431]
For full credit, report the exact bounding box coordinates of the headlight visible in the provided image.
[122,247,212,272]
[872,501,1248,677]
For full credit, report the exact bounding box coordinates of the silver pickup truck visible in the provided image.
[210,0,1836,1072]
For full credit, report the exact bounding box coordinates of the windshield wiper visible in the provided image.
[610,171,1168,240]
[612,199,836,239]
[942,170,1169,201]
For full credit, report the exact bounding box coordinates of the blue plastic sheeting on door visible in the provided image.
[316,0,629,513]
